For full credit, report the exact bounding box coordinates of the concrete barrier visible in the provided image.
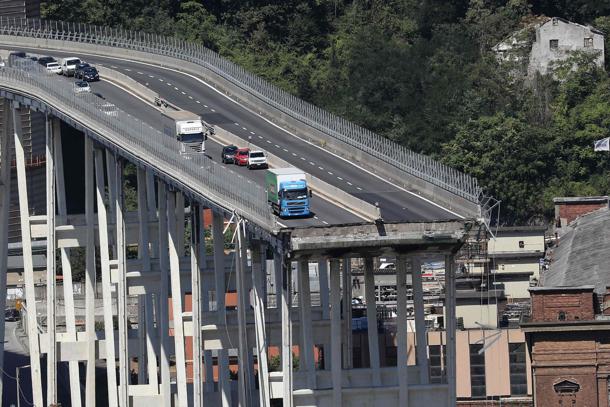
[0,36,477,217]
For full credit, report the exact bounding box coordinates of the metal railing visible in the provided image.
[0,17,484,205]
[0,61,275,230]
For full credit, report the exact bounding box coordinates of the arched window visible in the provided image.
[558,311,566,321]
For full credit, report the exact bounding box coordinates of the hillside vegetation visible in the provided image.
[41,0,610,224]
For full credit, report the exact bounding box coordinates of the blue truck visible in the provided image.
[265,168,312,218]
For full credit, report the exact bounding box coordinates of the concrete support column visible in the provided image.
[111,155,129,407]
[341,258,353,369]
[236,221,254,405]
[363,257,381,385]
[13,104,44,407]
[219,349,232,406]
[136,168,150,384]
[445,254,457,407]
[329,259,342,406]
[157,182,171,406]
[396,255,409,406]
[55,122,82,407]
[212,211,226,322]
[204,350,214,393]
[168,190,188,406]
[191,203,204,407]
[318,260,330,320]
[0,100,11,405]
[45,113,58,406]
[252,243,270,406]
[281,253,293,407]
[412,255,429,384]
[94,148,119,407]
[298,259,316,389]
[84,135,96,407]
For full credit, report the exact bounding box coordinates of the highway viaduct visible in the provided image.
[0,18,489,407]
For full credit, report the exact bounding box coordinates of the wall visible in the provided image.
[489,234,544,255]
[530,18,605,74]
[456,302,499,329]
[531,289,595,322]
[555,199,608,229]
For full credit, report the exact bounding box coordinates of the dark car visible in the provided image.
[78,66,99,82]
[37,56,56,66]
[74,62,91,79]
[4,308,19,322]
[221,145,238,164]
[8,51,26,66]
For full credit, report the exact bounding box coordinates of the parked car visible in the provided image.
[247,150,268,169]
[234,148,250,166]
[37,56,56,66]
[221,145,238,164]
[74,80,91,94]
[4,308,19,322]
[60,57,81,76]
[76,66,99,81]
[45,62,61,74]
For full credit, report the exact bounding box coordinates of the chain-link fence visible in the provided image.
[0,60,275,230]
[0,17,484,206]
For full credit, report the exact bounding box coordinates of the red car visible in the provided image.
[234,148,250,166]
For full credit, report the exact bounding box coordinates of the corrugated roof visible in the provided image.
[542,207,610,293]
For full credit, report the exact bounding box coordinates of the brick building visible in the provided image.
[523,205,610,407]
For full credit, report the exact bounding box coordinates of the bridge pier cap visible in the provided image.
[279,220,471,259]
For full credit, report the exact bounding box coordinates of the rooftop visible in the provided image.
[542,207,610,294]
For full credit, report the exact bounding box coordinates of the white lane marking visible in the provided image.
[174,87,179,90]
[347,182,353,186]
[181,91,186,95]
[234,122,240,126]
[309,161,315,165]
[337,177,343,180]
[318,166,323,170]
[250,131,255,135]
[258,136,263,139]
[242,127,247,130]
[196,100,201,104]
[322,220,329,225]
[300,157,306,160]
[148,75,154,78]
[210,108,216,112]
[266,140,272,144]
[124,68,131,71]
[283,148,289,152]
[357,187,362,191]
[167,82,171,86]
[189,95,193,99]
[292,153,297,156]
[328,171,333,175]
[314,216,319,219]
[275,144,280,148]
[204,104,208,108]
[137,71,143,74]
[158,78,163,82]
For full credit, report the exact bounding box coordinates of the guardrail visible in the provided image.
[0,61,276,231]
[0,17,484,212]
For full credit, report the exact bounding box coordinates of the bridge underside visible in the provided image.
[0,100,467,406]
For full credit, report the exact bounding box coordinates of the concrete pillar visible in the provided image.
[0,100,11,405]
[274,253,282,309]
[212,211,225,322]
[45,113,58,406]
[111,155,129,407]
[236,222,254,405]
[252,243,270,406]
[158,182,171,406]
[94,148,119,407]
[13,104,44,407]
[55,123,82,407]
[330,259,342,406]
[318,260,330,320]
[445,254,457,407]
[342,258,353,369]
[281,253,293,407]
[396,255,409,405]
[298,259,316,389]
[191,203,204,407]
[204,350,214,393]
[363,257,381,385]
[136,168,151,384]
[412,255,429,384]
[84,135,96,407]
[168,190,188,405]
[219,349,232,407]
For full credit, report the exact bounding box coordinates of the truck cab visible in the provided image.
[266,168,312,218]
[161,109,209,153]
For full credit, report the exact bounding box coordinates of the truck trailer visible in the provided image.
[161,109,211,153]
[265,168,312,218]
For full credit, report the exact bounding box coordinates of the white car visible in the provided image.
[45,62,61,74]
[247,150,268,169]
[74,80,91,94]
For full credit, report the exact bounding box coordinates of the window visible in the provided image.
[558,311,566,321]
[554,379,580,394]
[509,343,528,395]
[584,37,594,48]
[550,39,559,49]
[552,18,559,26]
[429,345,446,384]
[470,344,486,398]
[518,241,525,248]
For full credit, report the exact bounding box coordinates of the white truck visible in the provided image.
[60,57,81,76]
[161,109,212,153]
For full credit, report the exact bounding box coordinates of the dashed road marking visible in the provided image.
[275,144,280,148]
[266,140,272,144]
[242,127,247,130]
[196,100,201,104]
[158,78,164,82]
[347,182,353,186]
[300,157,306,160]
[318,166,324,170]
[250,131,255,135]
[258,136,263,139]
[234,123,240,126]
[167,82,171,86]
[328,171,333,175]
[137,71,143,74]
[148,75,154,78]
[337,177,343,180]
[181,91,186,95]
[309,161,315,165]
[357,187,362,191]
[314,216,319,219]
[211,108,216,112]
[283,148,289,152]
[322,220,329,225]
[292,153,297,156]
[189,95,193,99]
